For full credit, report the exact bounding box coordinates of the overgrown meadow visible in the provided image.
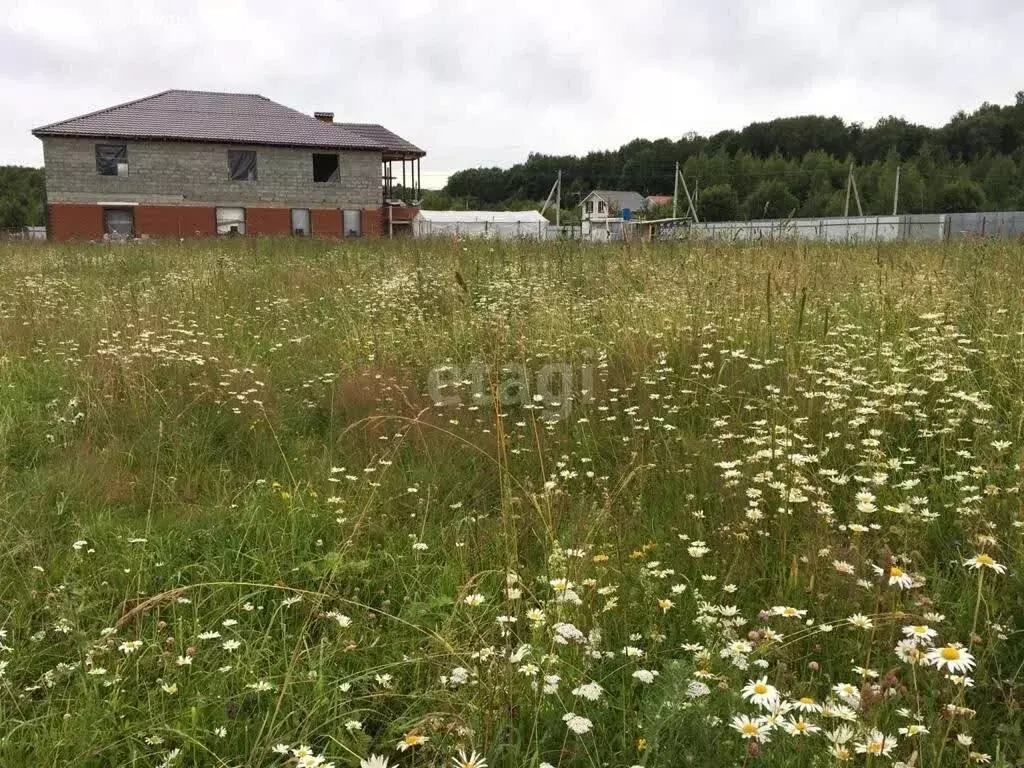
[0,237,1022,768]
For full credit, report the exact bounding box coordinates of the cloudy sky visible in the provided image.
[3,0,1023,187]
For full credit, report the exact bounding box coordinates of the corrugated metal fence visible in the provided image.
[946,212,1024,239]
[654,212,1024,243]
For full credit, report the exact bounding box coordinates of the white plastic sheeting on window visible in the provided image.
[216,207,246,235]
[103,208,133,237]
[343,210,361,237]
[291,209,310,236]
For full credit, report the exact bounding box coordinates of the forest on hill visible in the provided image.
[431,92,1024,220]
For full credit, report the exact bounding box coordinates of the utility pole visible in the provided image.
[844,162,864,217]
[556,169,561,227]
[673,161,679,219]
[539,171,562,227]
[852,169,864,217]
[844,162,853,217]
[892,165,901,216]
[677,166,700,223]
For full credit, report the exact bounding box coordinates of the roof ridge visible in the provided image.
[166,88,268,99]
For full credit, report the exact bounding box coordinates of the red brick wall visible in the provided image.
[48,204,104,241]
[390,206,419,222]
[357,206,417,236]
[47,204,395,241]
[136,206,215,238]
[311,209,341,237]
[247,208,291,236]
[361,208,383,237]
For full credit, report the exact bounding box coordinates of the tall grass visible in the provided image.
[0,237,1021,768]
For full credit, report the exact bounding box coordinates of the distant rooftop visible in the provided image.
[583,190,647,212]
[33,89,425,159]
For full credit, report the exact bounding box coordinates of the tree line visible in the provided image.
[435,92,1024,220]
[0,166,46,228]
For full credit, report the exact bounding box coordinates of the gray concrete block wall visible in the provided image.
[42,137,382,208]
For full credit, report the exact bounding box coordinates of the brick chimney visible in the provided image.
[314,111,334,123]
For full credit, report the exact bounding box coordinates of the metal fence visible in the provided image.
[681,215,949,243]
[648,212,1024,244]
[547,224,582,239]
[946,212,1024,239]
[0,226,46,241]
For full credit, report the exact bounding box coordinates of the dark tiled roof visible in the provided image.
[334,123,425,159]
[31,89,410,153]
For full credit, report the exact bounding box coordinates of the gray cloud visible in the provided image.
[3,0,1024,185]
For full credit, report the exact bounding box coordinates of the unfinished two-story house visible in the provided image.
[32,89,425,240]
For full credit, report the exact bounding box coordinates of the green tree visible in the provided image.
[419,190,454,210]
[645,202,674,220]
[982,155,1017,210]
[894,162,927,214]
[937,180,986,213]
[445,167,508,205]
[697,184,740,221]
[799,181,833,217]
[823,190,850,217]
[0,166,46,227]
[0,198,29,228]
[745,180,798,220]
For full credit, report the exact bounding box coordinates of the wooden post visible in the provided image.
[892,165,901,216]
[844,162,853,217]
[679,168,700,223]
[539,174,560,224]
[853,183,864,217]
[851,166,864,217]
[672,161,679,220]
[555,169,561,228]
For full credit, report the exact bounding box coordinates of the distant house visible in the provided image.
[581,190,646,220]
[580,190,646,241]
[32,89,425,241]
[646,195,673,209]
